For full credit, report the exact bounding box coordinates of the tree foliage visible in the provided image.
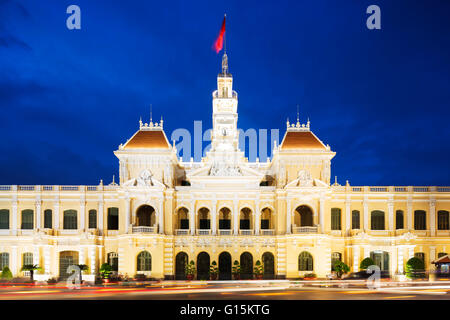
[359,257,375,270]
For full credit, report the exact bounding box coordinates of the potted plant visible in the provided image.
[232,260,241,280]
[99,263,112,283]
[209,261,218,280]
[47,277,58,285]
[406,257,425,279]
[0,266,13,282]
[332,260,350,279]
[185,260,195,280]
[20,264,41,283]
[253,260,264,280]
[303,273,317,280]
[359,257,375,271]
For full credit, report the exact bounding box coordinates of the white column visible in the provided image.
[429,246,436,270]
[125,196,130,233]
[286,198,291,234]
[44,246,50,274]
[53,198,60,230]
[233,198,238,236]
[363,246,370,259]
[345,197,351,235]
[190,201,195,236]
[363,197,369,231]
[319,196,324,233]
[407,197,412,231]
[35,199,41,230]
[388,199,394,231]
[353,246,360,272]
[159,199,164,234]
[98,199,103,236]
[397,246,404,274]
[12,198,17,235]
[408,246,414,260]
[80,198,85,231]
[11,246,17,276]
[79,247,85,265]
[33,245,40,266]
[255,199,260,235]
[89,246,96,275]
[430,199,436,237]
[211,200,217,235]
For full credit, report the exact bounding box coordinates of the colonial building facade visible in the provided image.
[0,54,449,281]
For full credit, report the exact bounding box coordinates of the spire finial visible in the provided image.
[296,104,300,124]
[222,52,228,74]
[150,104,153,123]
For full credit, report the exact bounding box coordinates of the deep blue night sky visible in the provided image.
[0,0,449,186]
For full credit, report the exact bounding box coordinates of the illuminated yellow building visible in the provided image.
[0,54,449,282]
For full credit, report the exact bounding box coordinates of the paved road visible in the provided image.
[1,280,450,300]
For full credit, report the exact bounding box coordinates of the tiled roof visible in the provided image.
[123,130,170,149]
[280,131,326,150]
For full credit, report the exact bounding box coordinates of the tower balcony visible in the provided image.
[292,226,319,234]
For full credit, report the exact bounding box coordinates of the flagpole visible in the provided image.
[224,13,227,54]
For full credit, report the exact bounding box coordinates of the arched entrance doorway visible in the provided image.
[218,252,232,280]
[295,205,313,226]
[240,252,253,279]
[197,252,210,280]
[59,251,79,280]
[136,205,155,227]
[262,252,275,279]
[175,252,188,280]
[370,251,389,272]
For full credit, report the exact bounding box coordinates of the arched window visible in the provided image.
[396,210,404,229]
[219,208,231,230]
[22,252,33,266]
[438,210,449,230]
[0,209,9,229]
[107,207,119,230]
[88,209,97,229]
[239,208,252,230]
[137,251,151,271]
[298,251,313,271]
[198,207,210,230]
[107,252,118,271]
[352,210,360,229]
[371,210,385,230]
[261,207,272,230]
[177,207,189,230]
[21,209,34,229]
[63,210,77,230]
[296,206,313,227]
[0,252,9,270]
[415,252,425,263]
[331,252,342,271]
[331,208,341,230]
[438,252,448,259]
[414,210,426,230]
[44,209,52,229]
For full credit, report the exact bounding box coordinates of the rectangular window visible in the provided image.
[396,210,404,229]
[63,210,77,229]
[0,210,9,229]
[21,210,34,229]
[351,210,360,229]
[331,208,341,230]
[88,210,97,229]
[0,253,9,270]
[219,219,230,229]
[44,210,52,229]
[199,219,210,229]
[107,207,119,230]
[438,211,449,230]
[180,219,189,229]
[240,219,250,230]
[414,210,426,230]
[261,219,270,229]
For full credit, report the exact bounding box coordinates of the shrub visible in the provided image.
[0,266,13,280]
[209,261,218,275]
[303,273,317,279]
[360,257,375,270]
[232,260,240,274]
[333,260,350,278]
[185,260,195,276]
[406,257,425,279]
[253,260,264,275]
[99,263,112,279]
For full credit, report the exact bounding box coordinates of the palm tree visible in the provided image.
[20,264,41,282]
[76,264,89,284]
